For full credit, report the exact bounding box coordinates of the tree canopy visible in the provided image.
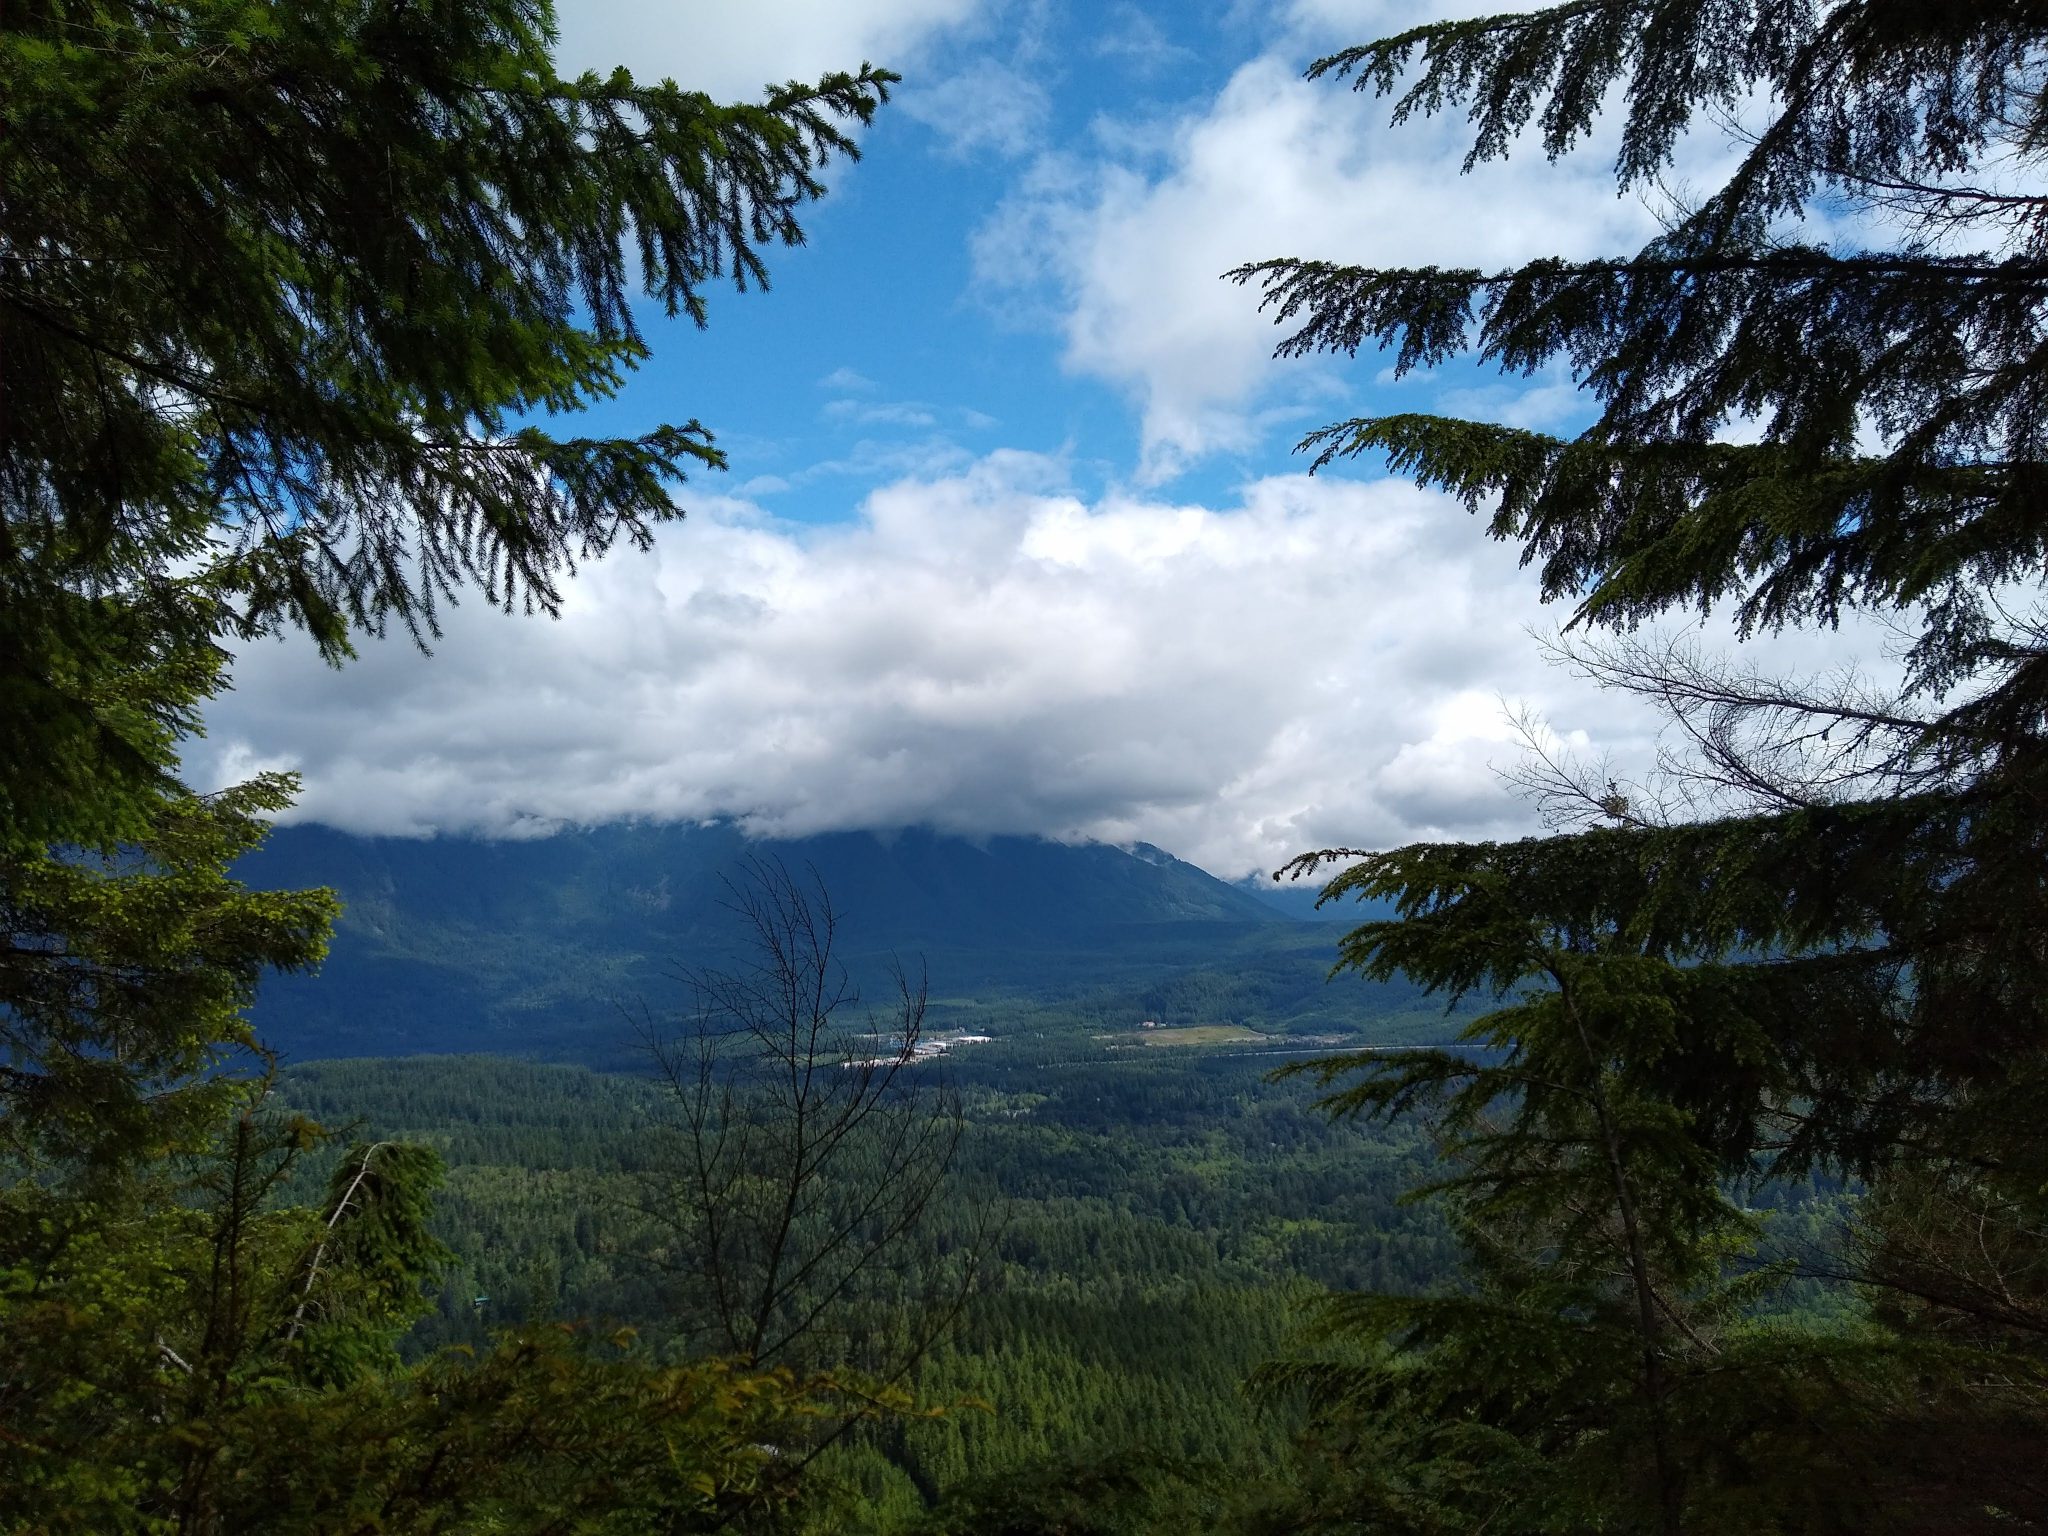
[4,0,893,656]
[1244,3,2048,1530]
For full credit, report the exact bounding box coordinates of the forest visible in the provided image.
[273,1051,1451,1524]
[268,1045,1852,1529]
[6,2,2048,1532]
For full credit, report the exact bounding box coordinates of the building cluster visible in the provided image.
[843,1032,992,1069]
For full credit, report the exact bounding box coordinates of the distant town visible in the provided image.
[842,1032,992,1069]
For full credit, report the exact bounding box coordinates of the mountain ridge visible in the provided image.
[238,821,1433,1064]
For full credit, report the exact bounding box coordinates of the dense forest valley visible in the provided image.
[275,1050,1444,1525]
[267,1036,1854,1530]
[220,829,1502,1521]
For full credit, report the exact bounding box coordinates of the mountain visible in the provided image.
[1235,874,1377,923]
[238,822,1445,1065]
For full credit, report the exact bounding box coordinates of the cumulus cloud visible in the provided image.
[196,454,1692,878]
[974,43,1737,478]
[193,11,1872,882]
[553,0,984,99]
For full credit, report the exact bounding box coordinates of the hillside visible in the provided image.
[239,822,1445,1064]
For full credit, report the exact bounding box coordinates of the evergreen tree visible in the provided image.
[1,767,334,1174]
[1,0,893,1170]
[4,0,893,657]
[2,1089,863,1534]
[1239,4,2048,1530]
[2,2,901,1524]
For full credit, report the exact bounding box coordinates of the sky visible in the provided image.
[193,0,1866,880]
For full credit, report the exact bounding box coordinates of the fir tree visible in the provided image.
[1,0,892,1178]
[3,0,893,659]
[1240,4,2048,1530]
[2,1089,868,1534]
[2,2,902,1524]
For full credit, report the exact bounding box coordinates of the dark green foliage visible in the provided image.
[270,1051,1460,1525]
[1303,798,2048,1183]
[282,1139,452,1385]
[1233,3,2048,1530]
[1,1088,851,1533]
[172,1326,844,1535]
[1234,4,2048,698]
[912,1454,1226,1536]
[2,2,907,1526]
[0,772,335,1172]
[3,0,893,658]
[1,1096,435,1528]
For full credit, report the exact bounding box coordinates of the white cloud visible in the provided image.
[824,399,940,428]
[1279,0,1478,45]
[900,56,1051,158]
[1092,5,1192,75]
[818,366,878,393]
[553,0,984,99]
[820,396,995,433]
[788,434,978,487]
[975,47,1734,478]
[191,8,1888,887]
[194,453,1704,879]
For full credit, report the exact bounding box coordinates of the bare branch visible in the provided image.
[632,856,989,1407]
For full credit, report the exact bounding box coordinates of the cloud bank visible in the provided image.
[197,455,1665,878]
[210,6,1860,878]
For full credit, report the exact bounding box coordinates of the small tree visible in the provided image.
[1,1083,862,1535]
[637,858,982,1389]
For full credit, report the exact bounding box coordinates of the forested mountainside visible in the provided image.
[239,823,1437,1063]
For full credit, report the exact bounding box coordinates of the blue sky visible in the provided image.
[197,1,1855,878]
[560,3,1351,520]
[575,0,1619,517]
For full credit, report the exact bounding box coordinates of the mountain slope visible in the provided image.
[239,823,1438,1063]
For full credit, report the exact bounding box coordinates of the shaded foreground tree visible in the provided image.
[638,859,986,1395]
[1236,3,2048,1531]
[2,0,895,1135]
[4,1085,885,1533]
[0,767,334,1177]
[3,0,904,1526]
